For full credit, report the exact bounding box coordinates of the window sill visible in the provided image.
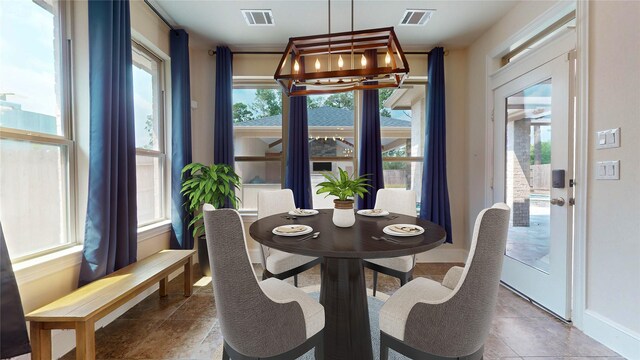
[138,219,172,242]
[13,220,172,285]
[13,245,84,284]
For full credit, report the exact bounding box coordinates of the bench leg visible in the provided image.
[75,321,95,360]
[184,256,193,297]
[30,321,52,360]
[159,276,169,297]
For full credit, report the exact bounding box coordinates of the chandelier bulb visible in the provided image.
[338,55,344,69]
[294,60,300,73]
[361,54,367,68]
[315,58,321,71]
[385,52,391,66]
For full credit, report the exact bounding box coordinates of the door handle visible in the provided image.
[550,197,565,206]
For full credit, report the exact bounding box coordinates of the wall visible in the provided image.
[13,1,177,357]
[466,0,640,357]
[583,1,640,357]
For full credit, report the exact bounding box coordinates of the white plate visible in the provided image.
[357,209,390,217]
[272,224,313,237]
[288,209,319,216]
[383,224,424,237]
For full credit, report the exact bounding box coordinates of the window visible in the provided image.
[0,0,74,259]
[132,42,166,226]
[380,85,427,211]
[232,88,283,211]
[307,92,356,208]
[231,80,427,212]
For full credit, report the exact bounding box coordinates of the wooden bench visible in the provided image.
[26,249,196,360]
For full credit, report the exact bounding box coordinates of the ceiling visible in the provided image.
[152,0,521,51]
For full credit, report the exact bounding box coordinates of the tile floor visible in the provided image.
[61,263,623,360]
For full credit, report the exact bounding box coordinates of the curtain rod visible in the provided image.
[207,50,438,56]
[144,0,176,31]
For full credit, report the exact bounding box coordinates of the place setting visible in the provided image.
[372,224,425,245]
[357,208,399,220]
[281,208,319,219]
[271,224,320,243]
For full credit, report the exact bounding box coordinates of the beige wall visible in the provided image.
[586,0,640,335]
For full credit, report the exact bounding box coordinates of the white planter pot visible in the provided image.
[332,208,356,227]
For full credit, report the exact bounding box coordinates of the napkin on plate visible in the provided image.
[293,209,314,215]
[275,225,307,233]
[389,225,421,234]
[369,209,384,214]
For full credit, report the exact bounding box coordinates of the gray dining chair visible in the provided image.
[202,205,325,359]
[363,189,417,296]
[379,203,510,360]
[257,189,321,287]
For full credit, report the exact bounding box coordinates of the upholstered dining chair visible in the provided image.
[378,203,511,360]
[202,205,325,360]
[363,189,417,296]
[257,189,321,287]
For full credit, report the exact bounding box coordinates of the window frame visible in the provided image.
[131,40,168,227]
[0,0,77,261]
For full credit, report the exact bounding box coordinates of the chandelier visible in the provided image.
[274,1,409,96]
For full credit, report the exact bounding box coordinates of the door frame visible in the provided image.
[484,30,577,314]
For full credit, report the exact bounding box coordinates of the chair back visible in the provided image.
[405,203,510,357]
[374,189,417,217]
[257,189,297,267]
[202,206,307,357]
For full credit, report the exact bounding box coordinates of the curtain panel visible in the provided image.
[357,49,384,209]
[285,58,313,209]
[169,29,194,250]
[420,47,453,243]
[79,0,138,286]
[0,223,31,358]
[213,46,234,208]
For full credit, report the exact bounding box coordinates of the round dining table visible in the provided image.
[249,209,447,360]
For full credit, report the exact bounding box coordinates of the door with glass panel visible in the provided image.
[493,54,573,320]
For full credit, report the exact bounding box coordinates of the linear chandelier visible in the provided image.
[274,0,409,96]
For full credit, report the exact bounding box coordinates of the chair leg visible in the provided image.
[294,274,298,287]
[380,333,389,360]
[373,271,378,297]
[315,331,324,360]
[222,345,230,360]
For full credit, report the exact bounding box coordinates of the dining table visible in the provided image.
[249,209,447,360]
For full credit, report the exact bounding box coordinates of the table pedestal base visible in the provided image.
[319,258,373,360]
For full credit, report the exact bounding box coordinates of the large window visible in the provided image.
[0,0,74,259]
[232,88,283,211]
[231,82,427,212]
[132,42,166,226]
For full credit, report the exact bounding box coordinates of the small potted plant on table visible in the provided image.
[181,163,241,276]
[316,167,370,227]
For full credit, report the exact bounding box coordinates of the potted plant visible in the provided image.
[181,163,241,275]
[316,167,370,227]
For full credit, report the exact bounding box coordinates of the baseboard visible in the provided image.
[415,247,468,263]
[582,309,640,360]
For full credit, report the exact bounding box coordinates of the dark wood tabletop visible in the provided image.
[249,210,447,259]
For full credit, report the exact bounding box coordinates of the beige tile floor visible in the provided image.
[61,263,624,360]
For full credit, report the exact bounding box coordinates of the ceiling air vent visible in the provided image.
[399,9,435,26]
[241,9,275,26]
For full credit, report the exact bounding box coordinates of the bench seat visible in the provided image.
[26,249,195,360]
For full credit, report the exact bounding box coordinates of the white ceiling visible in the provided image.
[152,0,521,51]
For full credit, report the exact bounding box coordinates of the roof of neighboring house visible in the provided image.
[234,106,411,127]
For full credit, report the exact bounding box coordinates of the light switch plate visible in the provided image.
[596,128,621,149]
[596,160,620,180]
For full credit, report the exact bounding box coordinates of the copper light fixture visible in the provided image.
[274,1,409,96]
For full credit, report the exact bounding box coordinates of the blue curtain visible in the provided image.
[420,47,452,243]
[79,0,138,286]
[170,29,193,249]
[285,58,313,209]
[357,49,384,209]
[0,223,31,358]
[214,46,234,208]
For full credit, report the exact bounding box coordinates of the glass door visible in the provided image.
[493,54,573,320]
